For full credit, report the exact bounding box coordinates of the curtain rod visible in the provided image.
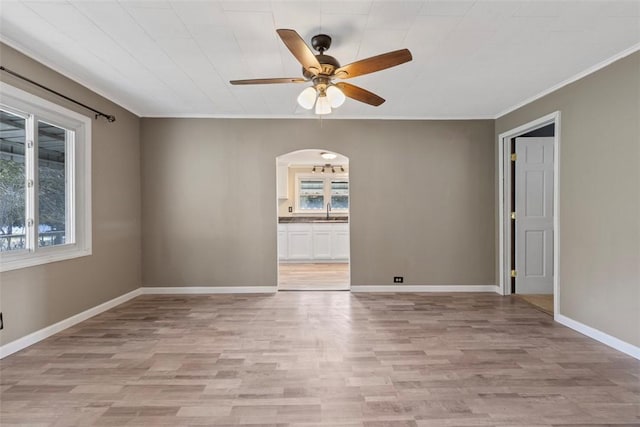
[0,66,116,123]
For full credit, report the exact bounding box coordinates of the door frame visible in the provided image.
[498,111,560,317]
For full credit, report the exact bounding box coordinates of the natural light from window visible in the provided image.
[0,82,91,272]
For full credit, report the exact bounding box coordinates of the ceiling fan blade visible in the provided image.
[335,49,412,79]
[230,78,307,85]
[335,82,385,106]
[276,29,322,76]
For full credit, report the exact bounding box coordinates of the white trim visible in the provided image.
[3,33,638,122]
[141,286,277,294]
[553,118,561,317]
[279,259,349,264]
[556,314,640,361]
[351,285,500,293]
[0,35,141,117]
[279,287,350,291]
[0,247,92,271]
[0,288,141,359]
[497,111,560,321]
[140,113,497,120]
[495,43,640,119]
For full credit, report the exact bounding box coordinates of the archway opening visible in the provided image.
[276,149,350,291]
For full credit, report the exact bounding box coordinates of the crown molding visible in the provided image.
[3,34,638,122]
[0,35,142,118]
[495,42,640,119]
[140,113,495,120]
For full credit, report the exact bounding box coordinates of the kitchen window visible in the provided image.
[295,174,349,212]
[299,179,325,210]
[330,180,349,209]
[0,82,91,272]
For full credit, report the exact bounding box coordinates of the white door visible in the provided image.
[515,137,554,294]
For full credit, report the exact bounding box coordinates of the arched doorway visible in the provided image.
[276,149,350,290]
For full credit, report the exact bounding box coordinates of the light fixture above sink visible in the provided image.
[311,163,345,173]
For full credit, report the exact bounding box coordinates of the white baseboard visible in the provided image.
[0,288,142,359]
[351,285,500,293]
[141,286,277,294]
[556,314,640,360]
[279,287,350,291]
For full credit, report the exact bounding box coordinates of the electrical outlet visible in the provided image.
[288,206,293,213]
[0,312,3,330]
[393,276,404,283]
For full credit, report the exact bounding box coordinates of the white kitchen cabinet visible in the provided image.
[331,225,350,260]
[312,224,332,259]
[277,163,289,199]
[277,225,287,260]
[286,224,313,260]
[279,222,349,261]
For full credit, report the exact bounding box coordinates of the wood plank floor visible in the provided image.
[1,292,638,426]
[278,263,350,290]
[516,294,554,316]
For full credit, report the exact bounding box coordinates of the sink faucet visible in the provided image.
[326,202,332,219]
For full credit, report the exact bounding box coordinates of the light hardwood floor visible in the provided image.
[278,262,350,290]
[517,294,554,316]
[1,292,638,426]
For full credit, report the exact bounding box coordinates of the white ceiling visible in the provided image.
[278,149,349,165]
[1,1,638,119]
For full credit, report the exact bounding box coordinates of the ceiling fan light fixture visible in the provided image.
[326,85,346,108]
[297,87,317,110]
[315,93,331,115]
[230,29,412,114]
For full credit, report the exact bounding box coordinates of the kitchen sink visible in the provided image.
[278,216,348,223]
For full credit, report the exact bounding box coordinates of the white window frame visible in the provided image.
[0,82,91,272]
[294,173,349,214]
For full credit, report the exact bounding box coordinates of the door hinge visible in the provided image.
[510,153,517,161]
[511,270,517,277]
[511,211,516,220]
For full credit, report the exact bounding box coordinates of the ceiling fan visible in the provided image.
[230,29,413,115]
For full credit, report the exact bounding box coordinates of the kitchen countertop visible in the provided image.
[279,216,349,223]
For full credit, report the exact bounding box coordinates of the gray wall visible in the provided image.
[0,44,142,345]
[7,37,635,352]
[496,52,640,347]
[141,119,496,288]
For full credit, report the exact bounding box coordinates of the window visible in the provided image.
[330,180,349,210]
[295,174,349,213]
[0,82,91,271]
[299,179,324,210]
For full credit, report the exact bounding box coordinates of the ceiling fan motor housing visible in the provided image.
[302,34,341,80]
[303,55,341,79]
[311,34,332,52]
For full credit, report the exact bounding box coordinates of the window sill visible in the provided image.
[0,246,92,272]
